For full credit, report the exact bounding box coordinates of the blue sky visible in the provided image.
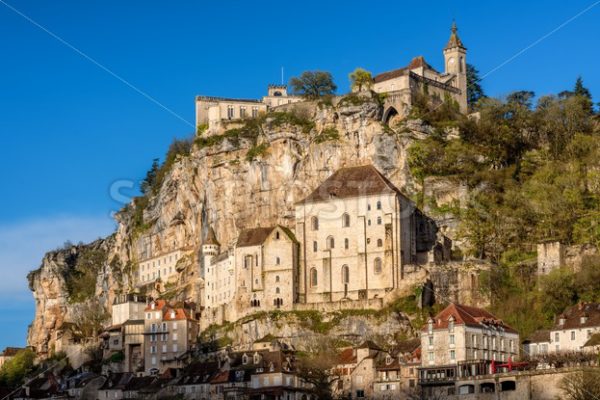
[0,0,598,349]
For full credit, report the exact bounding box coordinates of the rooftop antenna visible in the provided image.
[281,67,284,85]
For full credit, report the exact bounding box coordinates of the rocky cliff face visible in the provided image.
[27,95,466,356]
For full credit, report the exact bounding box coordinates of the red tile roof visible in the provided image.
[373,56,437,83]
[423,303,517,334]
[554,303,600,330]
[338,348,357,365]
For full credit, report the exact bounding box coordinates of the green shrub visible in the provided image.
[314,127,340,144]
[245,143,269,161]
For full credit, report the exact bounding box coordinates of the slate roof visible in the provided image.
[423,303,517,334]
[554,303,600,330]
[99,372,133,391]
[204,227,220,246]
[298,165,407,204]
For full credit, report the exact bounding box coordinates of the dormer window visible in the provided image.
[242,354,248,365]
[448,316,455,332]
[151,303,155,310]
[170,311,176,319]
[581,316,588,324]
[559,317,566,326]
[253,353,261,364]
[386,355,392,365]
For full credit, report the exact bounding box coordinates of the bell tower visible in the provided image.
[201,226,220,271]
[443,22,468,112]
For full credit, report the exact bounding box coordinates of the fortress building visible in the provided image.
[373,22,468,124]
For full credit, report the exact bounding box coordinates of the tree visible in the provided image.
[0,348,35,388]
[466,64,485,109]
[506,90,535,109]
[290,71,337,99]
[70,299,110,342]
[295,339,341,400]
[573,76,594,114]
[560,368,600,400]
[348,68,373,92]
[141,158,160,194]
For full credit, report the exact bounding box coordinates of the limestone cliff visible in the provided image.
[27,94,469,356]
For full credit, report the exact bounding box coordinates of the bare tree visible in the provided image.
[560,368,600,400]
[70,299,110,342]
[296,338,342,400]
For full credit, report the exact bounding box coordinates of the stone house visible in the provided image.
[0,347,24,368]
[537,241,564,276]
[334,341,384,399]
[548,302,600,353]
[419,303,520,395]
[137,248,190,286]
[143,300,199,374]
[522,330,550,358]
[295,165,436,304]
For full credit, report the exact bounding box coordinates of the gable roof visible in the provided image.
[424,303,517,334]
[237,225,297,247]
[373,56,437,83]
[553,303,600,330]
[523,329,551,344]
[298,165,406,204]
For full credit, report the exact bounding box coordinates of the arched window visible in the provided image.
[275,275,280,283]
[313,241,318,252]
[344,238,349,249]
[310,268,318,287]
[275,231,280,239]
[342,265,349,284]
[276,257,280,265]
[326,236,335,249]
[276,287,280,294]
[311,216,319,231]
[374,257,382,274]
[377,239,383,247]
[376,201,382,210]
[342,213,350,227]
[377,216,382,225]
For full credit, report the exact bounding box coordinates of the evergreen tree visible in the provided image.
[573,76,593,114]
[466,64,485,109]
[141,158,160,194]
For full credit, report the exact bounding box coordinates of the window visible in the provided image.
[252,106,259,118]
[428,336,433,346]
[356,390,365,398]
[173,344,178,352]
[376,201,382,210]
[374,257,382,274]
[244,255,252,269]
[571,331,576,341]
[377,239,383,247]
[342,265,349,284]
[450,350,456,360]
[276,287,280,294]
[275,275,280,283]
[311,216,319,231]
[275,231,280,239]
[313,241,318,252]
[327,236,335,249]
[367,204,371,211]
[310,268,318,287]
[450,334,455,345]
[344,238,349,249]
[240,106,246,118]
[276,257,280,265]
[428,352,434,361]
[227,105,234,119]
[555,333,559,342]
[377,216,382,225]
[342,213,350,227]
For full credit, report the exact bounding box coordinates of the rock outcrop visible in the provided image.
[27,96,471,356]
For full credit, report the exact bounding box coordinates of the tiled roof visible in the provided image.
[373,56,436,83]
[523,330,551,344]
[445,22,466,50]
[124,376,156,391]
[99,373,133,390]
[210,370,230,384]
[1,347,24,357]
[553,303,600,330]
[338,348,357,365]
[423,303,518,334]
[298,165,407,204]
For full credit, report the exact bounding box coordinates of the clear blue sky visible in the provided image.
[0,0,598,349]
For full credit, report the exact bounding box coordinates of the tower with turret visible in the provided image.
[443,22,468,112]
[201,226,220,271]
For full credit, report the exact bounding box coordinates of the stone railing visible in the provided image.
[293,298,384,312]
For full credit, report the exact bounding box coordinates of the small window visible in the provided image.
[342,265,349,284]
[377,216,382,225]
[344,238,349,249]
[374,257,382,274]
[313,241,318,252]
[276,287,280,294]
[310,268,318,287]
[342,213,350,227]
[376,200,382,210]
[276,257,280,265]
[377,239,383,247]
[275,275,280,283]
[327,236,335,249]
[275,231,280,239]
[367,204,371,211]
[311,216,319,231]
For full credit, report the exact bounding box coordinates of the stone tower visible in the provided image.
[443,22,468,112]
[201,226,220,272]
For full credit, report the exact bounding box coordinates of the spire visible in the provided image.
[204,226,220,246]
[445,21,465,50]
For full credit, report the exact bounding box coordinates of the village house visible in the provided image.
[522,330,551,358]
[549,302,600,353]
[373,339,421,399]
[295,165,437,304]
[418,303,520,396]
[0,347,24,368]
[143,300,199,374]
